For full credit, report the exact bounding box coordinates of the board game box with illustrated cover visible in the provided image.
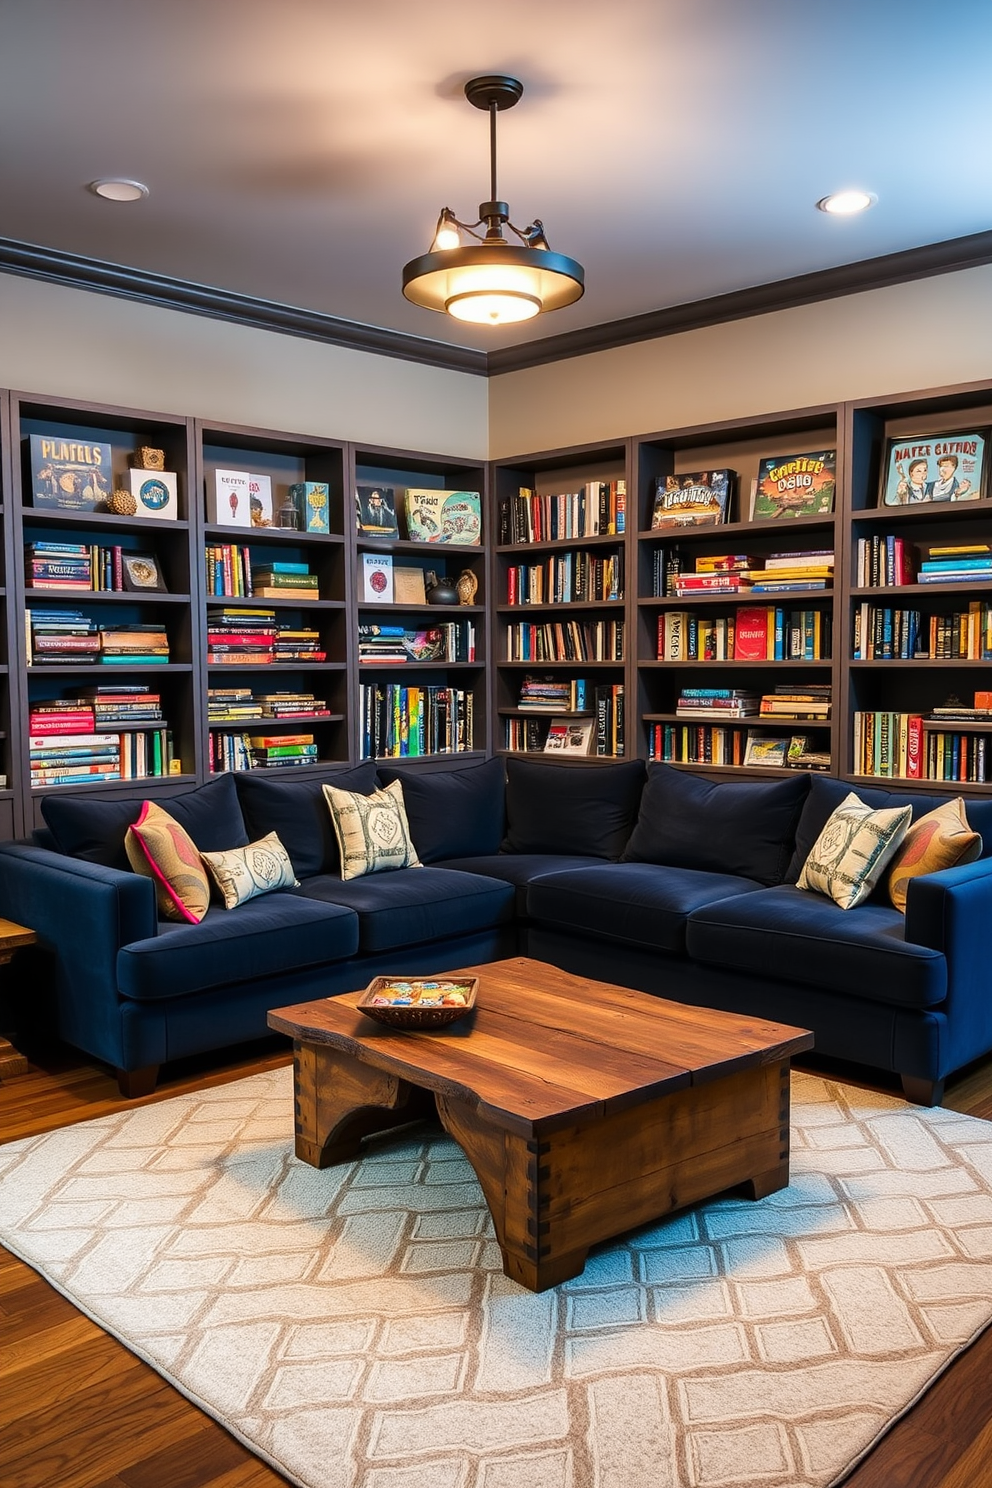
[651,469,735,529]
[403,488,482,545]
[30,434,113,510]
[752,450,836,519]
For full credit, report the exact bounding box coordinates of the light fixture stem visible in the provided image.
[489,102,498,203]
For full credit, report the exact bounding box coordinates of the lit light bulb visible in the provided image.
[816,190,875,216]
[434,224,461,250]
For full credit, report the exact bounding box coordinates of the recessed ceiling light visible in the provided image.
[816,190,876,216]
[89,178,149,203]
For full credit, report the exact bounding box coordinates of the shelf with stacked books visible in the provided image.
[491,440,629,759]
[352,444,488,761]
[9,395,198,821]
[199,422,349,775]
[845,382,992,791]
[632,409,840,776]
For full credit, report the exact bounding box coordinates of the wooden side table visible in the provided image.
[0,918,38,1081]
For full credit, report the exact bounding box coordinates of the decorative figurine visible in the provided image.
[108,487,138,516]
[456,569,479,605]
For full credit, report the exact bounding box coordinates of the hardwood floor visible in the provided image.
[3,1039,992,1488]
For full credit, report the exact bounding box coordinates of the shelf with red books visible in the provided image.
[8,395,198,826]
[632,408,841,776]
[844,381,992,792]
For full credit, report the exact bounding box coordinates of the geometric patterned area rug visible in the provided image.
[3,1069,992,1488]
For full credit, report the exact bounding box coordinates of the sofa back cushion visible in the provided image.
[235,761,378,879]
[503,758,645,860]
[622,764,810,885]
[376,758,505,863]
[42,772,249,869]
[787,776,992,884]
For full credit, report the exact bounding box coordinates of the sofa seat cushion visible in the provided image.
[298,867,515,954]
[437,853,605,912]
[686,886,947,1008]
[526,862,764,956]
[118,894,359,1002]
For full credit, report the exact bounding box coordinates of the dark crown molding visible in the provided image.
[0,237,488,376]
[486,230,992,374]
[1,229,991,381]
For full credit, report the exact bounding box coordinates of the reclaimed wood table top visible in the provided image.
[269,956,813,1138]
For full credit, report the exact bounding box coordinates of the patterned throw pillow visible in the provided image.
[797,791,912,910]
[322,779,421,881]
[124,800,212,923]
[200,831,300,909]
[887,798,982,912]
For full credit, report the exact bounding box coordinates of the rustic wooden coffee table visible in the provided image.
[269,956,813,1292]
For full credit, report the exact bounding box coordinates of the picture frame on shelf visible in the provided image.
[880,430,986,507]
[29,432,112,511]
[651,469,734,529]
[543,716,596,755]
[743,735,789,767]
[750,450,836,520]
[128,468,179,520]
[402,488,482,545]
[362,552,394,603]
[393,565,427,604]
[249,474,274,527]
[356,485,400,539]
[121,552,167,593]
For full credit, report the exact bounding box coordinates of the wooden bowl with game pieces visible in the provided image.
[357,975,479,1030]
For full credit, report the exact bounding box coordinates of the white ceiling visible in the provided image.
[1,0,989,354]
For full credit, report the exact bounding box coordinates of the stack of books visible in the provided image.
[205,543,253,597]
[758,685,832,721]
[29,699,97,735]
[99,625,170,664]
[272,627,325,663]
[207,608,277,664]
[249,733,319,768]
[499,481,625,543]
[358,624,474,664]
[672,554,752,598]
[208,687,265,724]
[255,691,331,720]
[675,688,760,720]
[251,562,320,600]
[29,610,100,665]
[916,543,992,584]
[517,676,591,712]
[29,731,122,788]
[748,551,834,593]
[77,685,163,725]
[26,542,95,592]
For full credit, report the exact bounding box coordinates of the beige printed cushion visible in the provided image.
[322,778,421,881]
[124,800,211,923]
[797,791,912,910]
[887,798,982,912]
[200,831,299,909]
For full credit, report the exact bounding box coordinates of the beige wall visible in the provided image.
[0,273,489,459]
[488,265,992,457]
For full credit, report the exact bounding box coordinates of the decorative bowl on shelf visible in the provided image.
[357,976,479,1029]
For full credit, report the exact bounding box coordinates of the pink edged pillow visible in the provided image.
[124,800,212,923]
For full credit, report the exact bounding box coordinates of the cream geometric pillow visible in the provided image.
[200,832,299,909]
[797,792,912,909]
[322,778,422,881]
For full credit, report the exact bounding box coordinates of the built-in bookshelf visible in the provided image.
[198,422,349,775]
[1,377,991,836]
[352,443,488,761]
[492,441,629,758]
[845,384,992,789]
[633,409,841,779]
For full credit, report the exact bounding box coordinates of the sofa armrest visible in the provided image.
[0,843,158,1066]
[906,858,992,1035]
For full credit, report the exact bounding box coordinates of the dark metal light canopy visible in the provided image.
[402,75,584,327]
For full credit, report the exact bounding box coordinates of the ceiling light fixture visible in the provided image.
[402,75,584,327]
[89,178,149,203]
[816,189,875,216]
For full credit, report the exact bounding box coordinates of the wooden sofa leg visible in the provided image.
[116,1065,159,1099]
[900,1074,945,1107]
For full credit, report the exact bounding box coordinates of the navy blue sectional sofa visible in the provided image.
[0,755,990,1105]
